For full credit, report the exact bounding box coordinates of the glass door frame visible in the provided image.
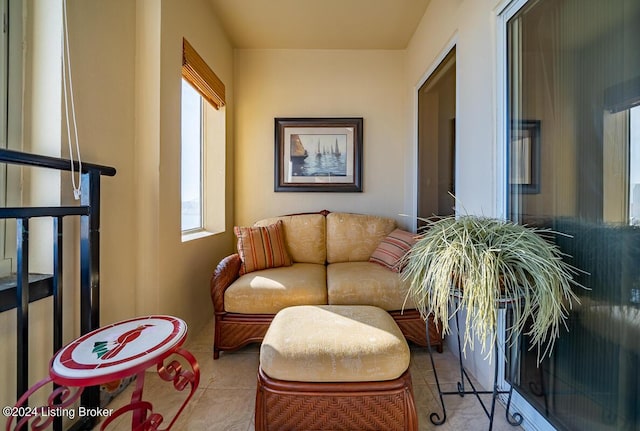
[495,1,557,430]
[411,34,458,232]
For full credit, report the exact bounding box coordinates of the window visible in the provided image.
[181,38,226,239]
[181,80,203,231]
[505,1,640,430]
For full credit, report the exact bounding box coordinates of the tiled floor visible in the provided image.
[95,319,524,431]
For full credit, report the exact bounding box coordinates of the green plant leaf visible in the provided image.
[401,215,584,363]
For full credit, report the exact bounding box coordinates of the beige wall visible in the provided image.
[65,0,235,331]
[1,0,234,414]
[66,0,138,327]
[234,49,410,227]
[155,0,235,331]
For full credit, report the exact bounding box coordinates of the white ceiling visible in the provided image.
[208,0,432,50]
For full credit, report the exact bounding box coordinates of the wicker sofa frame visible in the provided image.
[210,212,443,359]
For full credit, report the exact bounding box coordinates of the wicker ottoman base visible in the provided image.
[255,367,418,431]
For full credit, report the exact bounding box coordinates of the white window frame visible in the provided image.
[181,79,205,234]
[411,33,458,232]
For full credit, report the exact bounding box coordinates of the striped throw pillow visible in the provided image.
[369,229,417,272]
[234,220,293,275]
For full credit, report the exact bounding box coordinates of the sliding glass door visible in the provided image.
[507,0,640,429]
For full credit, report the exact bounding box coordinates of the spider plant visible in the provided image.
[401,215,583,362]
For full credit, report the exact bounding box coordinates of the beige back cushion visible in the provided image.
[326,212,396,263]
[255,214,326,264]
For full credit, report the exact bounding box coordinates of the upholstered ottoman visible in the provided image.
[255,305,418,431]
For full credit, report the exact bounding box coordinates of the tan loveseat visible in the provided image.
[210,210,442,359]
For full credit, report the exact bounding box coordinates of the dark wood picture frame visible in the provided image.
[510,120,541,194]
[274,117,363,192]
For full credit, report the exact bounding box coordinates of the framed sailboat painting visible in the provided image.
[274,117,363,192]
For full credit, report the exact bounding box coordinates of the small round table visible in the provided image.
[6,315,200,431]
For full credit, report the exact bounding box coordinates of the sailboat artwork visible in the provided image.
[289,134,348,177]
[275,117,362,192]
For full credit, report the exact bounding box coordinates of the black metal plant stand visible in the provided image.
[426,299,524,430]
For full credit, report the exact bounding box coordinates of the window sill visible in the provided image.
[181,230,218,243]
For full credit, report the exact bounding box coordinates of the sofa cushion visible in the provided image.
[225,263,327,314]
[234,221,293,275]
[260,305,410,382]
[369,229,417,272]
[327,262,416,311]
[326,212,396,263]
[255,214,326,264]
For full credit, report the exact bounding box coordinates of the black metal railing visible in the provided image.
[0,148,116,430]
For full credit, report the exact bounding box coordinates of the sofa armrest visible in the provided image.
[210,253,241,313]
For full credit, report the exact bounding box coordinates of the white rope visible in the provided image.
[62,0,82,200]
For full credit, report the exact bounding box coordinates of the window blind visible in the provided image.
[182,38,225,109]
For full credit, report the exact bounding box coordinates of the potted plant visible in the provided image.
[401,215,583,362]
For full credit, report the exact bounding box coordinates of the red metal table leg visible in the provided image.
[153,348,200,430]
[5,376,83,431]
[99,348,200,431]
